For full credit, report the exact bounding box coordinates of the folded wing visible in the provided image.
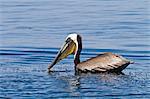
[76,52,132,73]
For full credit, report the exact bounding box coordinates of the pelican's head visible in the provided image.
[48,33,82,70]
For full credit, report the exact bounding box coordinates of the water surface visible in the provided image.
[0,0,150,98]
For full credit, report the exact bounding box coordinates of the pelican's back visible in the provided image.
[76,52,131,73]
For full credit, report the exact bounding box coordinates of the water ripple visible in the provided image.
[0,0,149,98]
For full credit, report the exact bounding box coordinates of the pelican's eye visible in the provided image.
[66,38,72,43]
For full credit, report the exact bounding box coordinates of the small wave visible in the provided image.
[0,47,149,65]
[1,47,150,58]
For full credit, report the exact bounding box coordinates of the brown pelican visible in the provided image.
[48,33,133,73]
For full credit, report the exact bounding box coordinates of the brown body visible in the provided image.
[76,52,131,73]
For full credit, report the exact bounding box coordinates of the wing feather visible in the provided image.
[76,52,131,73]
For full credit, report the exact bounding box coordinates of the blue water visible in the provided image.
[0,0,150,98]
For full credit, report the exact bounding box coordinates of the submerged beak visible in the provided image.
[48,38,76,70]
